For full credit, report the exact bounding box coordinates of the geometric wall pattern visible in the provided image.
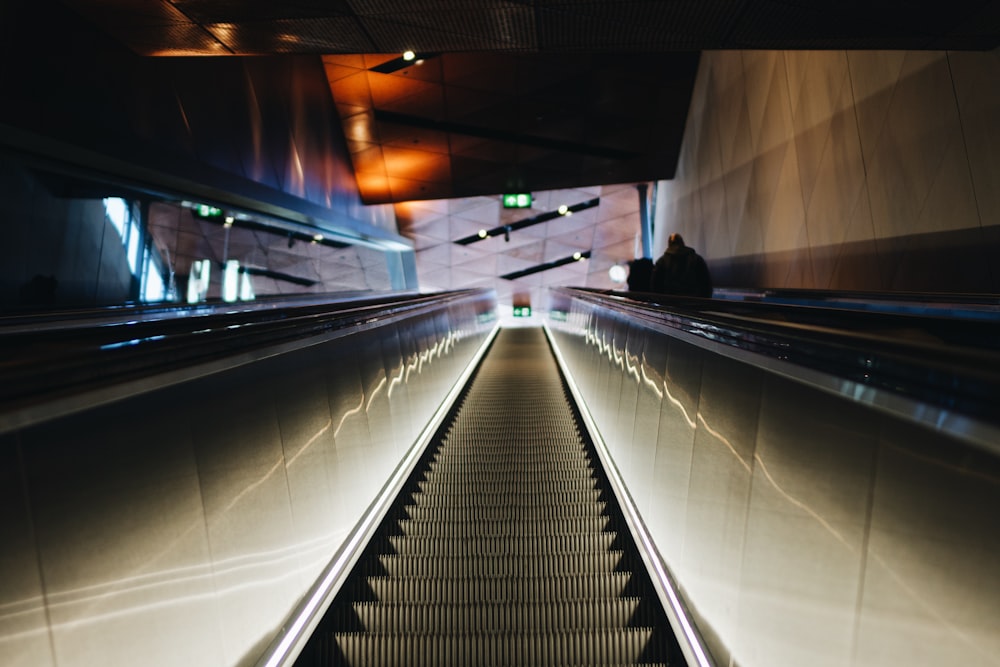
[395,182,647,310]
[148,201,392,298]
[654,49,1000,294]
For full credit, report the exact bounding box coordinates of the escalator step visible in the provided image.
[397,515,609,537]
[386,532,618,555]
[377,551,623,577]
[303,328,680,667]
[402,502,609,523]
[366,572,631,603]
[335,627,660,667]
[352,598,642,633]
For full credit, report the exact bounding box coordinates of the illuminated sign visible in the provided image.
[193,204,224,219]
[503,193,532,209]
[513,305,532,317]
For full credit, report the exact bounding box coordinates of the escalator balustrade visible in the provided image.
[299,327,682,666]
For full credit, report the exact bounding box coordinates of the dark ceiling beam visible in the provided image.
[500,250,592,280]
[374,110,639,160]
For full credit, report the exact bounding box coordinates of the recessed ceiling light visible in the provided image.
[558,204,569,215]
[402,50,416,61]
[478,229,488,238]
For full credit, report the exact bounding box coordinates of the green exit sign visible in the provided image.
[513,305,532,317]
[193,204,224,219]
[503,193,532,208]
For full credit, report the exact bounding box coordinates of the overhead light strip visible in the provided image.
[455,197,600,245]
[500,250,591,281]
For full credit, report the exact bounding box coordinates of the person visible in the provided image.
[626,258,653,292]
[651,233,712,297]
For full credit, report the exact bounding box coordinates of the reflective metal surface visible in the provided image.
[546,290,1000,667]
[0,290,497,667]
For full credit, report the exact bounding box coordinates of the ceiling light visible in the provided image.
[573,251,583,261]
[312,234,324,243]
[609,264,627,283]
[478,229,488,238]
[402,50,416,61]
[558,205,569,215]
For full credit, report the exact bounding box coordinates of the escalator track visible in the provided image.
[297,327,683,666]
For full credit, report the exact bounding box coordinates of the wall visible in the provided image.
[0,294,496,667]
[0,0,402,250]
[653,49,1000,293]
[547,299,1000,667]
[0,156,133,308]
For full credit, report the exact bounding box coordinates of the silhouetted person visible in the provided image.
[626,258,653,292]
[651,234,712,297]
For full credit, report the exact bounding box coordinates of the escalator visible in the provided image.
[296,326,684,666]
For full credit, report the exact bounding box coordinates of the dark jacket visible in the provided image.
[651,246,712,297]
[626,258,654,292]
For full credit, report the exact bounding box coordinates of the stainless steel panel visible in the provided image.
[395,321,420,444]
[0,436,54,667]
[591,310,614,430]
[680,352,762,664]
[271,350,342,583]
[22,398,224,667]
[738,373,880,666]
[327,339,374,525]
[603,314,628,451]
[187,369,300,667]
[856,420,1000,665]
[380,324,414,456]
[359,334,393,491]
[611,320,643,482]
[627,326,666,519]
[646,337,703,564]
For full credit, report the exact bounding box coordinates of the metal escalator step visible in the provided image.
[416,477,597,494]
[397,515,609,537]
[366,572,632,603]
[377,550,623,578]
[335,627,658,667]
[387,532,618,555]
[408,488,603,507]
[353,598,642,633]
[403,502,609,523]
[424,459,595,480]
[298,328,681,667]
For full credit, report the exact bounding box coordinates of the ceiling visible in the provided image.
[61,0,1000,55]
[53,0,1000,306]
[63,0,999,204]
[321,51,698,202]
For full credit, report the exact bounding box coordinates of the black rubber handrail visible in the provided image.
[0,289,495,414]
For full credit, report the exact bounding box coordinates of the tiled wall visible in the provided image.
[653,50,1000,293]
[547,298,1000,667]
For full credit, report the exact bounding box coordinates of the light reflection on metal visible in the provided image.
[543,323,716,667]
[334,393,365,439]
[258,322,500,667]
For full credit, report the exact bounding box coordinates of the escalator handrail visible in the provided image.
[0,289,497,434]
